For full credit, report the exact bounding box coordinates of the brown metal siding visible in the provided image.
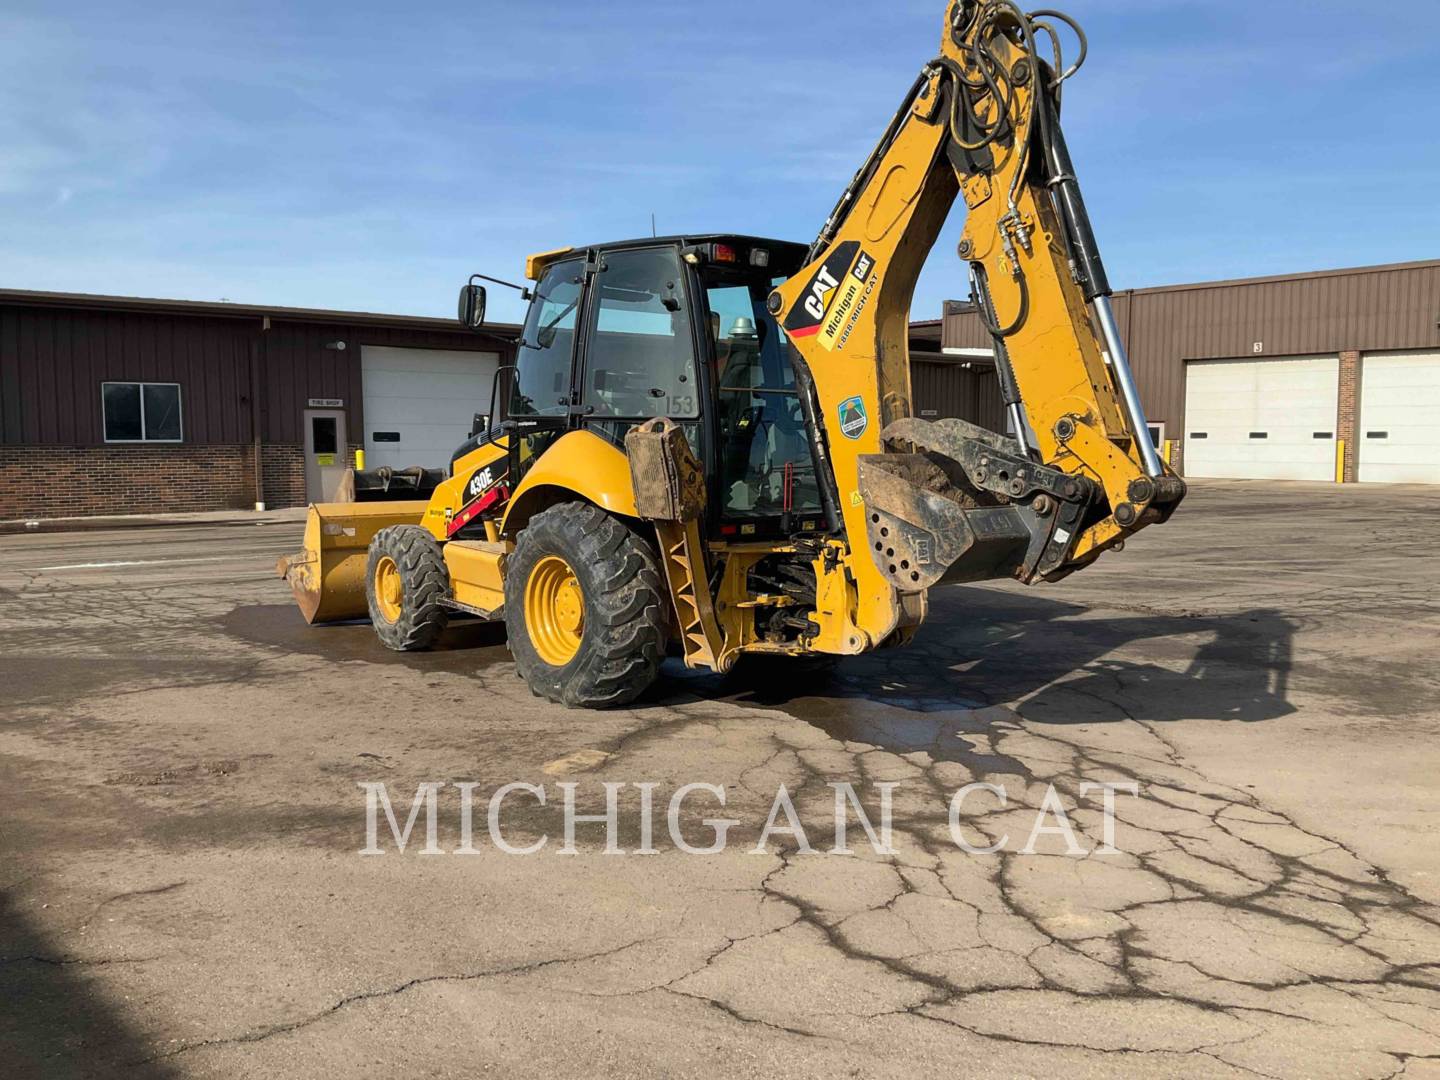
[1125,262,1440,431]
[261,322,361,446]
[942,261,1440,434]
[259,323,506,445]
[0,306,253,445]
[941,304,994,352]
[0,299,513,448]
[912,360,1005,431]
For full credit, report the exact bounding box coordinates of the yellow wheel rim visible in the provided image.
[525,555,585,667]
[374,555,403,624]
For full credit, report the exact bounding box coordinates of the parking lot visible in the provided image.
[3,481,1440,1079]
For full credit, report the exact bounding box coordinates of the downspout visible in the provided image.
[250,316,269,511]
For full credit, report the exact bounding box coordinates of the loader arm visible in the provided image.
[771,0,1185,652]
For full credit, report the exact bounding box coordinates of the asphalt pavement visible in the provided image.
[2,481,1439,1079]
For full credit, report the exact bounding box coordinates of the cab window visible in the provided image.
[703,271,823,524]
[512,258,583,419]
[583,247,698,420]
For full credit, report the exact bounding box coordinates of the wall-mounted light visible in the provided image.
[324,341,347,352]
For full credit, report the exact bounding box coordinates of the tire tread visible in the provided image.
[366,526,450,652]
[505,503,666,709]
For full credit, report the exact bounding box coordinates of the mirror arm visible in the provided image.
[470,272,533,302]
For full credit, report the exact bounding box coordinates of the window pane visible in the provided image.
[512,260,583,419]
[702,274,821,521]
[143,384,182,441]
[311,416,338,455]
[103,383,143,441]
[585,248,697,419]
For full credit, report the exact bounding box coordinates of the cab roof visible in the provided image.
[526,234,808,281]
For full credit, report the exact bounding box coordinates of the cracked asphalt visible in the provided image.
[2,480,1439,1079]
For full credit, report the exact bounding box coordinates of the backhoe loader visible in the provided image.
[279,0,1185,708]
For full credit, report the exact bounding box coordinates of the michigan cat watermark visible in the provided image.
[357,780,1140,857]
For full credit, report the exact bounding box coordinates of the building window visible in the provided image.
[102,382,183,443]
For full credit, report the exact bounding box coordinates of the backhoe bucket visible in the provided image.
[277,502,428,624]
[858,417,1098,593]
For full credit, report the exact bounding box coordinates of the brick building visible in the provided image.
[4,259,1436,521]
[922,259,1440,485]
[0,290,517,520]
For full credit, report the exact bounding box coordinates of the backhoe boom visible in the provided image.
[770,0,1186,653]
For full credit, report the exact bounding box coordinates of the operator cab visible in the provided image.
[477,235,826,542]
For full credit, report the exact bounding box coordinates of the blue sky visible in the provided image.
[2,0,1437,326]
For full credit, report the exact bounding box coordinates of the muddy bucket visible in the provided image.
[277,502,427,625]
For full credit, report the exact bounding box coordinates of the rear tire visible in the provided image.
[367,526,450,652]
[505,502,666,709]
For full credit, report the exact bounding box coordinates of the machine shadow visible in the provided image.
[0,891,178,1080]
[658,586,1296,734]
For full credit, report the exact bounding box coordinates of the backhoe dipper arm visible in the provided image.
[771,0,1185,653]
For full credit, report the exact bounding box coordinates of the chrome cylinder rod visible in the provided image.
[1007,402,1037,459]
[1093,295,1164,478]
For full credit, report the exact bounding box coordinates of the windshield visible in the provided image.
[511,258,583,418]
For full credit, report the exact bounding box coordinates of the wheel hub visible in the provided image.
[525,555,585,667]
[374,555,403,624]
[554,580,583,635]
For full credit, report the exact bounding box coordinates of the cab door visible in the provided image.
[578,246,699,424]
[576,245,709,479]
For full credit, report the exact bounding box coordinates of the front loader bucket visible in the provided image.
[344,466,446,504]
[276,502,428,625]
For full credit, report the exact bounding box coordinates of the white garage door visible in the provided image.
[1358,351,1440,485]
[1184,356,1339,481]
[361,346,500,470]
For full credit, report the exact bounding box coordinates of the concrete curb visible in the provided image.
[0,509,309,536]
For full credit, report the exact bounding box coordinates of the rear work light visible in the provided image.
[749,248,770,268]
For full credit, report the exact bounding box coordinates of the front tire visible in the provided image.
[366,526,450,651]
[505,502,666,708]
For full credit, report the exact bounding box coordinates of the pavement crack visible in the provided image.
[126,939,652,1065]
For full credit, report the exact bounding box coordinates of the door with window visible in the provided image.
[577,245,711,491]
[303,409,348,503]
[700,267,825,536]
[580,247,699,424]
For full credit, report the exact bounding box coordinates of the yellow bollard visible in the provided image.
[1162,440,1174,467]
[355,448,366,471]
[1335,440,1345,484]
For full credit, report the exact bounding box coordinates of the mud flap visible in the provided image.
[858,417,1096,593]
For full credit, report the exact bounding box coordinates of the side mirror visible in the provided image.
[470,413,490,438]
[458,283,487,330]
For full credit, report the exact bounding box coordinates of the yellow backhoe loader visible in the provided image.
[279,0,1185,708]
